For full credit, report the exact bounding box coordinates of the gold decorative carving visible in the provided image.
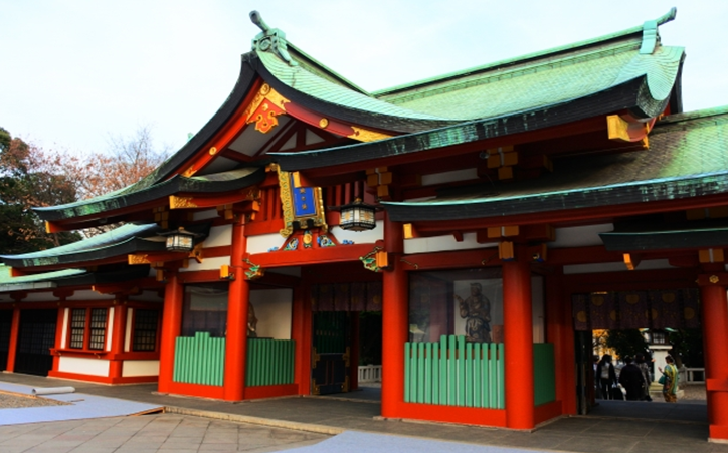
[242,83,290,135]
[128,254,150,265]
[182,166,196,177]
[710,275,720,284]
[348,126,392,143]
[208,147,218,155]
[169,195,198,209]
[319,118,329,129]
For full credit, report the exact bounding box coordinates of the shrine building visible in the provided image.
[2,8,728,440]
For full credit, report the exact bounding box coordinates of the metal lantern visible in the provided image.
[339,199,377,231]
[164,228,197,252]
[649,329,667,345]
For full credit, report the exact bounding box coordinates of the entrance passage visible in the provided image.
[0,310,11,371]
[15,309,56,376]
[312,311,350,395]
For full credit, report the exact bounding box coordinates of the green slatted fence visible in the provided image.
[404,335,504,409]
[246,338,296,386]
[173,332,225,386]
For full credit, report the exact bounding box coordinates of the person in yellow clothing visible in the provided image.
[659,355,679,403]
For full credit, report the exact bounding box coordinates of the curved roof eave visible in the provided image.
[252,51,460,134]
[381,106,728,223]
[272,76,669,172]
[34,167,266,222]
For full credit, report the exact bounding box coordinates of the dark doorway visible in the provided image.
[312,311,350,395]
[15,309,57,376]
[0,310,12,371]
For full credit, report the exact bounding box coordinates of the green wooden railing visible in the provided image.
[246,338,296,386]
[173,332,225,386]
[404,335,505,408]
[534,343,556,406]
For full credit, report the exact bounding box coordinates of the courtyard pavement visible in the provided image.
[1,372,728,453]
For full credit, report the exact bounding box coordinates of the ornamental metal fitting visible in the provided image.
[249,11,298,66]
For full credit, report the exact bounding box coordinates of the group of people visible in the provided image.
[595,353,679,403]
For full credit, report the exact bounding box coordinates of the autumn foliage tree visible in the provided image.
[70,126,170,201]
[0,125,171,252]
[0,128,81,253]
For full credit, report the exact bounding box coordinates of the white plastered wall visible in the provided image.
[249,288,293,339]
[58,357,110,377]
[122,360,160,377]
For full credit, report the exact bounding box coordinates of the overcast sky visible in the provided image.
[1,0,726,157]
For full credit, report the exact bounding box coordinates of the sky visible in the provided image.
[1,0,726,157]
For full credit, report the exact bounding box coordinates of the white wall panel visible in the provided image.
[180,256,230,272]
[404,232,496,254]
[122,360,160,377]
[247,233,286,254]
[58,357,110,377]
[204,225,232,248]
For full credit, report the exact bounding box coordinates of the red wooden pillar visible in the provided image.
[223,219,249,401]
[503,246,535,429]
[381,212,407,418]
[699,275,728,441]
[52,306,65,372]
[109,300,128,382]
[292,285,312,395]
[545,269,576,415]
[158,272,183,394]
[6,306,21,372]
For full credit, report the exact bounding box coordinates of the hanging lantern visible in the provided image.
[162,227,197,252]
[339,199,377,231]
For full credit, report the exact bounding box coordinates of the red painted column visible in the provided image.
[503,246,535,429]
[381,212,407,418]
[109,300,128,382]
[700,279,728,441]
[292,285,312,395]
[6,306,21,372]
[545,269,576,415]
[223,219,250,401]
[158,272,183,394]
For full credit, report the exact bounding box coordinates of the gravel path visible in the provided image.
[0,392,69,409]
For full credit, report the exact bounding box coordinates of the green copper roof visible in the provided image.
[382,106,728,221]
[0,264,85,292]
[34,167,264,222]
[255,9,681,124]
[375,41,683,121]
[0,223,160,268]
[257,49,453,122]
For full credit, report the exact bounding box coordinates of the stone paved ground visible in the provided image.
[0,392,69,408]
[0,413,329,453]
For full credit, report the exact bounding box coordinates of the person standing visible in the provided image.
[596,354,617,399]
[635,353,653,401]
[618,357,645,401]
[659,355,679,403]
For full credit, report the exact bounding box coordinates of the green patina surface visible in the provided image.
[384,106,728,210]
[0,223,161,269]
[36,167,260,221]
[257,9,680,123]
[0,264,85,291]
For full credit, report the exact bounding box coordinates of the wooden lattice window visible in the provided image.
[88,308,108,350]
[132,309,159,352]
[69,308,86,349]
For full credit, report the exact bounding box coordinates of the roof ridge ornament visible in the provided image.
[249,11,298,66]
[640,7,677,55]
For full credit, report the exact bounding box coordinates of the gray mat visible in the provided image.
[0,382,162,425]
[283,431,547,453]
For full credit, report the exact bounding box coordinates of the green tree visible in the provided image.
[0,129,80,254]
[605,329,649,360]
